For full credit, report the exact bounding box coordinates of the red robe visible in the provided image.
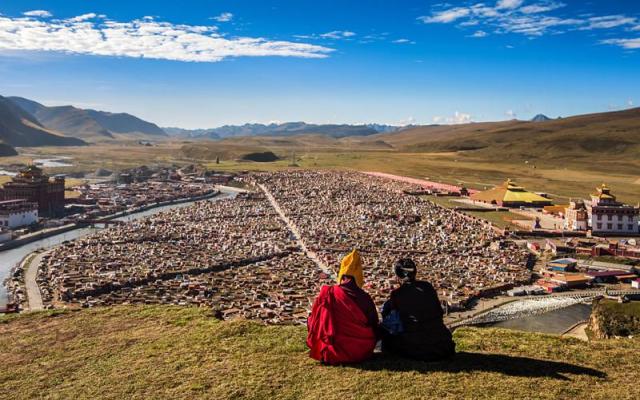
[306,285,377,364]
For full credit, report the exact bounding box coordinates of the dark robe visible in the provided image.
[381,280,455,361]
[339,279,379,328]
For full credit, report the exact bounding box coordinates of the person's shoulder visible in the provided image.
[319,284,335,295]
[414,280,436,292]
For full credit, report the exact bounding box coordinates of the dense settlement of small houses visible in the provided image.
[16,171,531,324]
[66,166,226,221]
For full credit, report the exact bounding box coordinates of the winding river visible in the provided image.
[0,188,238,308]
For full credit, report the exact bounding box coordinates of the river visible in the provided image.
[489,303,592,334]
[0,188,238,308]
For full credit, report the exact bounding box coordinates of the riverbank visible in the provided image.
[0,189,222,253]
[23,251,46,311]
[1,188,238,309]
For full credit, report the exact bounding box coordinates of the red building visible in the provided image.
[1,165,65,217]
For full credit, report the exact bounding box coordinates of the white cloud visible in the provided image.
[433,111,472,125]
[67,13,97,23]
[212,12,233,23]
[320,31,356,39]
[520,2,565,14]
[398,116,416,126]
[418,1,638,46]
[505,109,517,119]
[496,0,524,10]
[601,38,640,49]
[628,99,634,107]
[470,5,500,18]
[500,16,584,36]
[392,38,411,44]
[419,7,470,24]
[583,15,637,30]
[23,10,52,18]
[0,13,333,62]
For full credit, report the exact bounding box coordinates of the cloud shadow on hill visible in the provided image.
[348,352,606,381]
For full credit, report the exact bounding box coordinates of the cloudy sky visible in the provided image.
[0,0,638,128]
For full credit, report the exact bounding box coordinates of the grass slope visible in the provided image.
[1,306,638,400]
[0,96,86,148]
[367,107,640,171]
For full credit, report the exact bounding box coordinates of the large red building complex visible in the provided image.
[1,165,65,217]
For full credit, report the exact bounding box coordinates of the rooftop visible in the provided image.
[471,179,553,205]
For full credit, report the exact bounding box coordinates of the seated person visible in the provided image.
[307,249,378,364]
[381,258,455,361]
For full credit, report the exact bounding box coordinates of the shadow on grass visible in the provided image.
[349,352,606,381]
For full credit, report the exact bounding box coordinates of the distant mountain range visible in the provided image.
[164,122,407,140]
[0,96,86,155]
[9,97,167,142]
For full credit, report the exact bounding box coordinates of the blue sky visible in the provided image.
[0,0,638,128]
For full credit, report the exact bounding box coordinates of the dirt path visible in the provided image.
[23,251,45,311]
[563,322,589,341]
[258,184,335,278]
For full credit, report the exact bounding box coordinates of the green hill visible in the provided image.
[1,306,637,400]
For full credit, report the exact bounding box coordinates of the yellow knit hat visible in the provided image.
[337,249,364,288]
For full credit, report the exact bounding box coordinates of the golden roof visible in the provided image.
[592,183,616,200]
[471,179,553,205]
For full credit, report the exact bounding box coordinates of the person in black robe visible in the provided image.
[381,258,455,361]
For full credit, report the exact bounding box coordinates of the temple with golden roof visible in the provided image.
[470,179,553,208]
[0,165,65,217]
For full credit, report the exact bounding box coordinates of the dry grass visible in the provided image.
[0,306,638,400]
[3,139,639,204]
[463,210,535,229]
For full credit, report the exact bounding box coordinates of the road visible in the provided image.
[258,183,335,278]
[23,251,45,311]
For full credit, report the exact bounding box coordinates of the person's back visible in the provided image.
[307,250,378,364]
[381,259,455,361]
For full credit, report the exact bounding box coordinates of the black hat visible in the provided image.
[394,258,417,280]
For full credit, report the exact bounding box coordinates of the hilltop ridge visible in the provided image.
[8,96,167,142]
[0,96,86,151]
[353,107,640,168]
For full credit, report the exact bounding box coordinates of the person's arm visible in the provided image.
[421,281,443,319]
[381,299,394,318]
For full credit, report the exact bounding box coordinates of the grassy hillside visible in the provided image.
[589,299,640,339]
[0,142,18,157]
[0,96,87,148]
[8,96,166,142]
[1,306,638,399]
[181,134,393,161]
[365,107,640,173]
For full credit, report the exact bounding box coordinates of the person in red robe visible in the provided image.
[307,249,378,364]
